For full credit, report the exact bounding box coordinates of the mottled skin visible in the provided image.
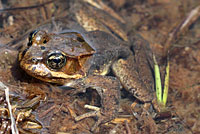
[18,0,155,131]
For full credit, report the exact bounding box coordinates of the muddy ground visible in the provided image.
[0,0,200,134]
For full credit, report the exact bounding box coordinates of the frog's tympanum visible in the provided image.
[18,0,155,131]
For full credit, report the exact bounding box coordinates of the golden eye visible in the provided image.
[46,52,66,70]
[27,30,38,46]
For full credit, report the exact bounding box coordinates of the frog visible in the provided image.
[18,0,155,131]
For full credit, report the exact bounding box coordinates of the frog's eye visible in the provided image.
[27,30,38,46]
[46,52,66,70]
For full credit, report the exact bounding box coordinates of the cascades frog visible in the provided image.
[18,0,155,131]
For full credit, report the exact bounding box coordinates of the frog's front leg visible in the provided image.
[68,75,121,131]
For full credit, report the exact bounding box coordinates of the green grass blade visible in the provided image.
[153,54,162,104]
[163,58,170,107]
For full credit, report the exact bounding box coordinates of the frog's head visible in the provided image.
[19,30,95,84]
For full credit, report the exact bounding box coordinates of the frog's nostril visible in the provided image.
[40,46,46,50]
[32,67,36,71]
[31,58,38,63]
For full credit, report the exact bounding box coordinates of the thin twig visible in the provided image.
[0,82,19,134]
[109,124,120,134]
[84,0,125,23]
[164,5,200,56]
[38,105,56,118]
[84,104,100,111]
[0,0,57,13]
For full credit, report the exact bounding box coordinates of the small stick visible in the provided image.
[125,120,131,134]
[0,0,56,13]
[84,104,100,111]
[75,111,99,121]
[109,124,120,134]
[38,105,56,118]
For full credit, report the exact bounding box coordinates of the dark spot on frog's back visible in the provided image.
[130,45,135,56]
[76,36,85,42]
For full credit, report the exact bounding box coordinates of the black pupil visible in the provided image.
[53,58,61,63]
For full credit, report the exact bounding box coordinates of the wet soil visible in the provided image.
[0,0,200,134]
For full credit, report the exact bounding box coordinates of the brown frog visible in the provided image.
[18,0,155,131]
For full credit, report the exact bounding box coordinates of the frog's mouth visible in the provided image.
[20,61,84,84]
